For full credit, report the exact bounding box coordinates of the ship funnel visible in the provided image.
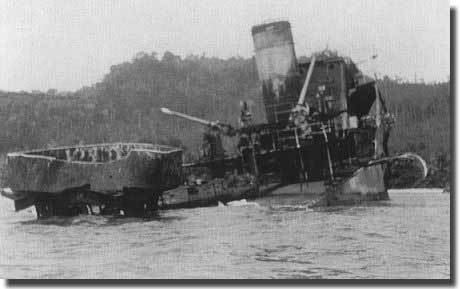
[251,20,300,123]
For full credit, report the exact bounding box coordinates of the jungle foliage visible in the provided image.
[0,52,451,187]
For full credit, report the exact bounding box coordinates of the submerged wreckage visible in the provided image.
[1,20,426,218]
[2,143,182,217]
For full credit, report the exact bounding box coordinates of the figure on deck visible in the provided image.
[202,125,226,178]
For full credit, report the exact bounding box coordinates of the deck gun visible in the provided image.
[160,107,237,137]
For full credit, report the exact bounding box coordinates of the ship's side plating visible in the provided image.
[2,143,183,218]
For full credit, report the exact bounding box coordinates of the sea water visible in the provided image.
[0,189,450,279]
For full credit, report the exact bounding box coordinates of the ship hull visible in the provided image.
[158,163,389,210]
[1,143,182,216]
[310,163,389,207]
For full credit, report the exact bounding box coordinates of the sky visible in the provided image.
[0,0,450,92]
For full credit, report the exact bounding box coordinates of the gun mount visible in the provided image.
[160,107,237,137]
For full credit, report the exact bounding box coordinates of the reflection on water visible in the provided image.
[0,190,450,279]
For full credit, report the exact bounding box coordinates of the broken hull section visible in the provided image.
[264,164,388,208]
[311,152,428,206]
[158,164,389,210]
[323,164,389,206]
[160,179,282,210]
[2,143,182,217]
[160,150,429,209]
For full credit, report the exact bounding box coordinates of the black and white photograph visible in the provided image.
[0,0,451,281]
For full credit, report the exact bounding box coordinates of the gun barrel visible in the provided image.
[297,55,316,106]
[160,107,213,126]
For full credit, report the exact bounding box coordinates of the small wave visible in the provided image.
[389,188,444,194]
[364,232,389,239]
[255,256,289,263]
[226,199,260,207]
[334,235,356,241]
[19,215,106,226]
[270,204,311,212]
[18,213,179,227]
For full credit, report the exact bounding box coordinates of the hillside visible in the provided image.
[0,51,451,187]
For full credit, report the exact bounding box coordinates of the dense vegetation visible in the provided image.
[378,77,450,188]
[0,52,450,188]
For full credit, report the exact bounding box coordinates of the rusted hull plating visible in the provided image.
[2,143,182,217]
[321,163,389,206]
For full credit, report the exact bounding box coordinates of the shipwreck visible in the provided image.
[159,20,427,208]
[1,20,427,218]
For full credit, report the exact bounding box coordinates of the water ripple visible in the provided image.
[0,190,450,279]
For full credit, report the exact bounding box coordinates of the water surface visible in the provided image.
[0,189,450,279]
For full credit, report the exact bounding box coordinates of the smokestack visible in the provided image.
[251,20,300,123]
